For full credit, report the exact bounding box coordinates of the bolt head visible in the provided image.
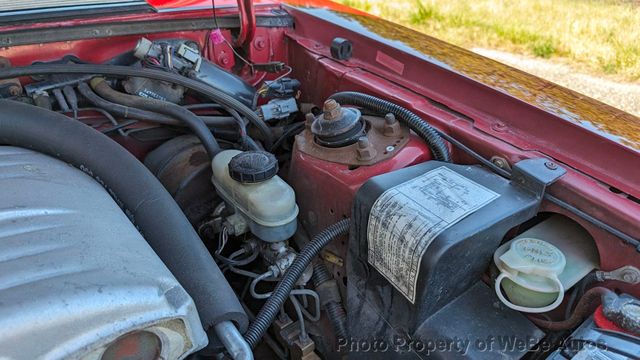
[357,136,370,149]
[384,113,397,124]
[492,121,507,132]
[385,146,395,152]
[254,37,266,50]
[8,86,20,96]
[545,161,558,170]
[323,99,343,120]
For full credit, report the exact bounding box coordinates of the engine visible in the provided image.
[0,32,638,360]
[0,147,207,359]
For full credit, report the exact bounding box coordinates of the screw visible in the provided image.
[493,158,506,168]
[323,99,342,121]
[384,113,397,124]
[357,136,370,149]
[324,99,339,111]
[386,146,395,152]
[218,51,231,65]
[254,37,266,50]
[545,161,558,170]
[8,86,20,96]
[491,121,508,132]
[623,273,635,283]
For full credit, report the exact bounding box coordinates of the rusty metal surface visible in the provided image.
[294,115,410,166]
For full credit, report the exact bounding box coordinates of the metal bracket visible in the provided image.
[511,158,566,199]
[596,265,640,284]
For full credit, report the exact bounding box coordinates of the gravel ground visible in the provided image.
[473,48,640,117]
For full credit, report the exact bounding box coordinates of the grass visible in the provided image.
[338,0,640,81]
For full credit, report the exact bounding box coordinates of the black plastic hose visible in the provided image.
[0,64,274,149]
[77,83,238,127]
[244,219,351,348]
[0,99,248,332]
[312,261,348,339]
[328,92,451,162]
[90,78,221,157]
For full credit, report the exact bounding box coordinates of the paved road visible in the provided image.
[473,48,640,118]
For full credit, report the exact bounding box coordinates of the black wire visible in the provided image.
[271,122,305,151]
[0,64,276,149]
[58,107,138,136]
[184,103,224,111]
[211,0,220,29]
[58,107,118,125]
[102,120,138,135]
[434,128,640,251]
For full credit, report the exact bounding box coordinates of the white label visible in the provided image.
[367,166,499,303]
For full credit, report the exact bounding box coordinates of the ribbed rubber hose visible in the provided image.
[328,92,451,162]
[312,261,348,339]
[0,99,248,332]
[0,64,274,149]
[90,78,221,158]
[77,82,238,127]
[244,219,351,348]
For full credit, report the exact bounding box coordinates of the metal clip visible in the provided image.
[596,265,640,284]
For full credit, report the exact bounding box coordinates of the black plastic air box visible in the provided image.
[346,160,561,358]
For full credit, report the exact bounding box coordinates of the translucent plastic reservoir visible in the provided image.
[211,150,298,242]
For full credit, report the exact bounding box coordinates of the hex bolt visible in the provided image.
[384,113,397,124]
[386,146,395,152]
[9,86,21,96]
[383,113,401,136]
[356,136,376,161]
[305,113,315,129]
[323,99,343,121]
[545,161,558,170]
[357,136,370,149]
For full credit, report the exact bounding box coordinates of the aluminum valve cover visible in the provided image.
[0,147,207,359]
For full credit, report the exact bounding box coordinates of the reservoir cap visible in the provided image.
[228,151,278,184]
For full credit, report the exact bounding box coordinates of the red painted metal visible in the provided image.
[288,134,432,236]
[226,0,254,48]
[0,0,637,298]
[283,5,640,200]
[287,134,432,288]
[235,0,256,48]
[283,20,640,297]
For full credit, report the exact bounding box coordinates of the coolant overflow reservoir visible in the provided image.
[494,215,599,313]
[211,150,298,242]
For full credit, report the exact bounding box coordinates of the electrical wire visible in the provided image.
[429,127,640,251]
[184,103,224,111]
[256,66,293,96]
[270,122,305,151]
[102,120,138,135]
[0,64,275,149]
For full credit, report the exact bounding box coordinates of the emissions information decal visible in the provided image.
[367,166,499,303]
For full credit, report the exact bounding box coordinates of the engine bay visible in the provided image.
[0,8,639,360]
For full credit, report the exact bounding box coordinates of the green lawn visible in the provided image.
[338,0,640,82]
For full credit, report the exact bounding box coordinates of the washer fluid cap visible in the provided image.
[228,151,278,184]
[500,238,566,279]
[494,238,567,313]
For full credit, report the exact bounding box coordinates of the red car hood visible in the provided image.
[0,0,638,197]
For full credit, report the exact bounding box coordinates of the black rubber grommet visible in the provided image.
[330,38,353,60]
